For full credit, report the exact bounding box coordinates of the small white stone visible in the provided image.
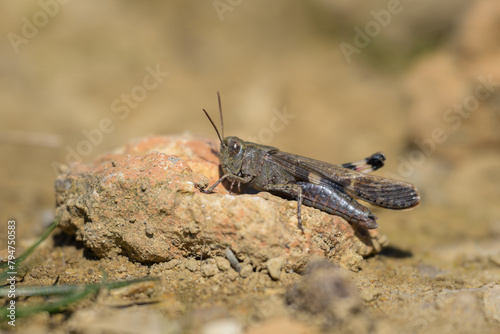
[266,257,284,280]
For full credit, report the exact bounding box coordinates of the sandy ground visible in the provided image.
[1,1,500,333]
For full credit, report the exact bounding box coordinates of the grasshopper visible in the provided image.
[201,93,420,231]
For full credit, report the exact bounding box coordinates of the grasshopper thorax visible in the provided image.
[220,136,246,176]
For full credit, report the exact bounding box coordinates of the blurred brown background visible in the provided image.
[1,0,499,253]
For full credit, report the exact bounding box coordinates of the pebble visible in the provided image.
[163,259,179,270]
[359,287,381,302]
[228,269,240,281]
[201,318,242,334]
[224,247,241,272]
[239,264,253,278]
[285,261,362,322]
[215,256,231,272]
[482,284,500,322]
[266,257,284,281]
[185,258,198,272]
[145,225,154,237]
[201,259,219,277]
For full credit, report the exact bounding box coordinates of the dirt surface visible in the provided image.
[1,1,500,333]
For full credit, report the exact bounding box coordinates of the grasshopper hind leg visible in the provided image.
[297,182,378,230]
[263,183,305,232]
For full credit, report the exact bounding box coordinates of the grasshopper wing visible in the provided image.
[268,151,420,210]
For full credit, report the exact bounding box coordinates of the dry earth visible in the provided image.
[1,1,500,333]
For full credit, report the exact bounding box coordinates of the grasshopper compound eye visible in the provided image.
[228,140,242,157]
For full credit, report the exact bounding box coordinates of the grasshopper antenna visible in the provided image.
[217,91,224,139]
[203,109,223,145]
[202,92,226,145]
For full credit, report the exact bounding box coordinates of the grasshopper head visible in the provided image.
[203,93,247,176]
[220,136,246,176]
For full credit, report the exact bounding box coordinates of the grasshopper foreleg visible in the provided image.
[202,174,230,193]
[202,174,253,193]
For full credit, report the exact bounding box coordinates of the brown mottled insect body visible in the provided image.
[202,93,420,231]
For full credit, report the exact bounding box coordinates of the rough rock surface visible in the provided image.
[286,261,370,331]
[55,134,387,272]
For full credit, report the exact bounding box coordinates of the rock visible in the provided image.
[201,259,219,277]
[163,259,179,270]
[224,247,242,272]
[246,317,317,334]
[201,318,242,334]
[55,134,386,272]
[266,257,284,281]
[67,307,172,334]
[359,287,381,302]
[285,261,364,328]
[239,264,253,278]
[227,269,239,281]
[215,257,231,272]
[482,284,500,323]
[185,258,198,272]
